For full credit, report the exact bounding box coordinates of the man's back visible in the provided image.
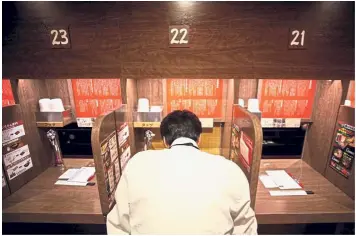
[107,138,257,234]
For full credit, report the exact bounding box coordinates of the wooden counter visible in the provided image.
[2,159,104,224]
[256,159,355,224]
[2,158,354,225]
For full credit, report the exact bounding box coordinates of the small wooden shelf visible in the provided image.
[35,109,74,128]
[133,118,216,129]
[36,117,74,128]
[133,122,161,128]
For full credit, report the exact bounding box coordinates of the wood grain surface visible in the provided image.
[346,80,355,103]
[136,79,164,106]
[324,106,355,199]
[3,2,121,79]
[11,80,55,173]
[45,79,72,107]
[221,79,235,158]
[2,103,53,195]
[4,158,353,225]
[2,2,354,80]
[238,79,258,103]
[302,80,346,174]
[2,158,104,224]
[2,168,11,199]
[256,159,354,224]
[125,79,138,154]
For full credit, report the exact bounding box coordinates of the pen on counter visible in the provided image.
[287,172,314,194]
[287,172,304,188]
[86,173,96,186]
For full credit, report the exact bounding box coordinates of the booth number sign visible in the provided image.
[169,25,190,48]
[288,29,307,49]
[48,25,306,50]
[50,26,71,49]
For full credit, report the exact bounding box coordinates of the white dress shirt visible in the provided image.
[107,137,257,235]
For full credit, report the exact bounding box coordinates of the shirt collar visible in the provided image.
[170,137,199,148]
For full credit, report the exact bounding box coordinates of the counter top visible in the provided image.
[255,159,354,224]
[2,159,104,224]
[2,158,354,225]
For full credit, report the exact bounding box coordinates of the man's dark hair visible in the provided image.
[160,110,202,145]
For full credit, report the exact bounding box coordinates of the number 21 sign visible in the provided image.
[169,25,190,48]
[288,28,306,49]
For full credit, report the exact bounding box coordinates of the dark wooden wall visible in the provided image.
[6,81,55,193]
[2,1,354,80]
[302,80,349,174]
[136,79,164,106]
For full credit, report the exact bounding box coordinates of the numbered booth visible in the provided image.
[1,2,355,234]
[89,78,264,216]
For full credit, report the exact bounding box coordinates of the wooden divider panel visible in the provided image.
[2,105,43,194]
[303,80,348,174]
[2,168,11,199]
[230,105,263,209]
[91,110,120,215]
[91,105,133,215]
[325,105,355,199]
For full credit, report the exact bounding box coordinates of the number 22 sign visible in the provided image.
[50,26,71,49]
[169,25,190,48]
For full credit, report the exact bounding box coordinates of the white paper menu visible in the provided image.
[265,170,302,189]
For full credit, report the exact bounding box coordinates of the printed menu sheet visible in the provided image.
[2,79,15,107]
[2,121,33,180]
[72,79,122,127]
[258,79,317,119]
[329,122,355,178]
[117,122,131,171]
[100,131,121,208]
[167,79,223,118]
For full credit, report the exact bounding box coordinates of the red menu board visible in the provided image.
[2,79,15,107]
[71,79,121,127]
[166,79,223,118]
[258,79,317,119]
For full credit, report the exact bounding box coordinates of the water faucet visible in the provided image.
[144,130,155,151]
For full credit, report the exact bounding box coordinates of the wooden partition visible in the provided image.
[230,105,263,209]
[303,80,349,174]
[2,168,11,199]
[10,80,55,172]
[91,109,120,215]
[324,105,355,199]
[91,105,132,215]
[2,105,49,195]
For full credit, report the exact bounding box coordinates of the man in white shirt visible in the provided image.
[107,110,258,234]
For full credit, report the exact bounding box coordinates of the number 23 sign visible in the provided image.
[169,25,190,48]
[50,27,71,49]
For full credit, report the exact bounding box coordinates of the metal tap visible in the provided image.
[144,130,155,151]
[47,129,65,171]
